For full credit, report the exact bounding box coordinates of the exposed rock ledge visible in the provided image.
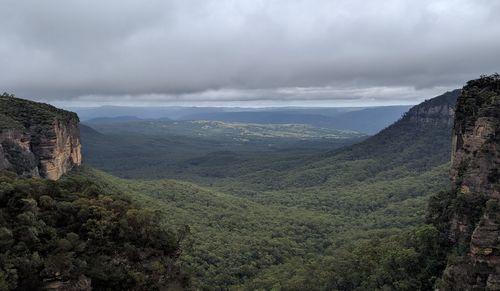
[440,75,500,290]
[0,93,81,180]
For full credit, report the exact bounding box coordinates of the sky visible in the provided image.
[1,0,499,107]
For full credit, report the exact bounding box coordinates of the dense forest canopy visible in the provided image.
[0,169,188,290]
[73,89,460,289]
[2,75,498,290]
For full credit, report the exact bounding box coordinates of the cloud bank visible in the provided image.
[1,0,499,106]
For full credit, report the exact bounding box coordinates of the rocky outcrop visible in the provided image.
[405,89,460,126]
[0,93,81,180]
[440,75,500,290]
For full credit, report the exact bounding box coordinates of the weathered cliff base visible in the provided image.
[0,93,81,180]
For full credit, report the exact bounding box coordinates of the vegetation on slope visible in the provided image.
[212,90,458,198]
[0,169,187,290]
[76,158,448,290]
[0,93,78,134]
[81,120,364,181]
[73,89,458,289]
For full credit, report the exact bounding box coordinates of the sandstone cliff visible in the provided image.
[439,75,500,290]
[405,89,460,126]
[0,93,81,180]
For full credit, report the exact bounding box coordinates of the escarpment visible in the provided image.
[404,89,460,126]
[0,93,81,180]
[436,75,500,290]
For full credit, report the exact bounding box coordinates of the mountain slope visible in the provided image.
[0,95,188,290]
[221,89,460,192]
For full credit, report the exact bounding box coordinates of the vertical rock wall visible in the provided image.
[34,119,82,180]
[441,75,500,290]
[0,94,82,180]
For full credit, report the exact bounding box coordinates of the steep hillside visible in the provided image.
[428,75,500,290]
[0,96,188,290]
[324,89,459,164]
[223,89,460,192]
[0,93,81,180]
[325,105,413,134]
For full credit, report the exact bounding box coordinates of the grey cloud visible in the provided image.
[0,0,499,105]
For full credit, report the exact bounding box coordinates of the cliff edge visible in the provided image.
[405,89,460,126]
[0,93,81,180]
[436,75,500,290]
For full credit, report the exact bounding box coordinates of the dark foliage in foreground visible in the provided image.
[0,170,188,290]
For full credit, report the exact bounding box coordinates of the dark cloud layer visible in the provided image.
[1,0,499,106]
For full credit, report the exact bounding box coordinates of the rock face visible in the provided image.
[405,89,460,126]
[440,75,500,290]
[0,93,81,180]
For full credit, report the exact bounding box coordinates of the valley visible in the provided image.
[3,2,499,290]
[2,80,497,290]
[77,90,459,289]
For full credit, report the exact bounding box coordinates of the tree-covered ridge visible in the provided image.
[454,73,500,131]
[401,89,460,121]
[0,114,23,131]
[213,89,458,193]
[0,93,79,133]
[0,169,187,290]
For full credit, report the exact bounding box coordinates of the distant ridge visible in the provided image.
[180,105,412,134]
[71,105,412,134]
[234,89,461,189]
[85,116,144,123]
[322,89,460,161]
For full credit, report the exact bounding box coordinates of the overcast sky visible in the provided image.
[1,0,499,107]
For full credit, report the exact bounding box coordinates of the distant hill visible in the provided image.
[322,89,460,164]
[70,105,413,134]
[221,89,460,192]
[70,106,244,121]
[327,105,413,134]
[80,119,366,180]
[181,111,332,124]
[85,116,144,124]
[181,105,412,134]
[79,124,103,137]
[84,119,364,140]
